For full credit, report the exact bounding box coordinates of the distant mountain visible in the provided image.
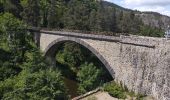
[136,12,170,30]
[102,1,170,30]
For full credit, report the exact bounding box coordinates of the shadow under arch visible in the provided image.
[44,37,115,78]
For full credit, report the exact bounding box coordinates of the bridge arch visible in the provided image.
[44,37,115,78]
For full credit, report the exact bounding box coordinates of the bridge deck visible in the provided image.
[40,30,162,48]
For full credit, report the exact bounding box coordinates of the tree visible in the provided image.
[0,0,23,18]
[0,13,28,63]
[40,0,50,27]
[57,42,85,68]
[47,0,65,28]
[0,13,28,81]
[22,0,40,27]
[0,1,4,13]
[0,48,68,100]
[1,69,68,100]
[77,62,102,94]
[64,0,98,31]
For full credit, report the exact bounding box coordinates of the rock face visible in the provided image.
[38,30,170,100]
[136,12,170,29]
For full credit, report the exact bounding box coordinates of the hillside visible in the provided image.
[1,0,169,37]
[101,1,133,11]
[102,1,170,30]
[136,12,170,30]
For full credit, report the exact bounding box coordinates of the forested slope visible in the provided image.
[1,0,169,37]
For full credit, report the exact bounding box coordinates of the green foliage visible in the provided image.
[103,81,126,99]
[87,96,97,100]
[23,49,68,99]
[0,13,69,99]
[39,0,50,27]
[62,42,85,67]
[23,49,47,73]
[22,0,40,26]
[0,1,3,13]
[77,62,102,94]
[0,48,68,99]
[0,61,21,81]
[47,0,65,28]
[0,13,27,81]
[103,81,146,99]
[56,42,113,96]
[1,0,163,98]
[0,0,23,18]
[139,25,164,37]
[1,70,68,100]
[0,13,28,58]
[0,76,17,99]
[64,0,98,31]
[1,0,166,37]
[56,42,87,77]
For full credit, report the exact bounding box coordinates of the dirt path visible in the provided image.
[81,91,119,100]
[80,91,154,100]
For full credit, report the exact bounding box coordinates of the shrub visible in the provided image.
[103,81,126,99]
[77,62,102,94]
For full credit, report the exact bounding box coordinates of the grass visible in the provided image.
[87,96,97,100]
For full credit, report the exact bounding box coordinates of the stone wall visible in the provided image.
[39,30,170,100]
[119,36,170,100]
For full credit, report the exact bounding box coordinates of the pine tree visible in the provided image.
[77,62,102,94]
[40,0,50,27]
[22,0,40,27]
[0,0,23,18]
[47,0,65,28]
[0,1,4,13]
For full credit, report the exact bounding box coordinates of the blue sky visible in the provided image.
[105,0,170,16]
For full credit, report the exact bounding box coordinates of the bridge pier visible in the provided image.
[34,32,40,47]
[28,27,41,47]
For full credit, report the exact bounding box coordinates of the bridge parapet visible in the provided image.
[40,30,170,48]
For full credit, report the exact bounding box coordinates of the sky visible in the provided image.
[105,0,170,16]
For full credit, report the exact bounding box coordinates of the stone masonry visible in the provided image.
[38,30,170,100]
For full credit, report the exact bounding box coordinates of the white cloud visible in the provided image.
[121,0,170,16]
[122,0,170,6]
[104,0,170,16]
[134,6,170,16]
[164,11,170,17]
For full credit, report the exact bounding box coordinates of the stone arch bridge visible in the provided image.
[32,29,170,100]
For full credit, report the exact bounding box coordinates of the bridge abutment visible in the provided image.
[34,32,40,47]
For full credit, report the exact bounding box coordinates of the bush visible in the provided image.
[103,81,126,99]
[0,48,69,99]
[77,62,102,94]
